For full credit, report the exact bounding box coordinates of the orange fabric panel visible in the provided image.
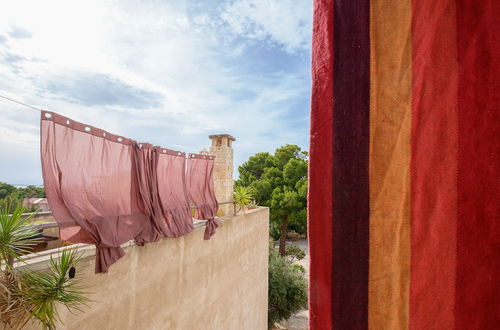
[368,0,412,329]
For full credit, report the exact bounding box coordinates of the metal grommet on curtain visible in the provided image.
[178,152,181,156]
[103,132,106,137]
[117,137,123,142]
[163,149,166,153]
[139,144,143,148]
[66,120,70,125]
[84,127,91,132]
[44,113,52,118]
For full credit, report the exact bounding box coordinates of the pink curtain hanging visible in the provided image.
[134,145,194,241]
[155,147,194,237]
[133,143,162,244]
[41,111,149,273]
[41,111,219,272]
[186,154,219,239]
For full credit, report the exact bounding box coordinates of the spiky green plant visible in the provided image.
[0,206,41,273]
[0,206,89,329]
[233,186,254,214]
[19,249,89,329]
[247,199,259,209]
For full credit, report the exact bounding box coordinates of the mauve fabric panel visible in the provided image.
[134,145,193,241]
[133,143,162,244]
[40,111,149,273]
[186,154,218,240]
[155,147,193,237]
[332,0,370,328]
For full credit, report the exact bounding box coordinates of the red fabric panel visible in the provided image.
[41,111,149,273]
[186,154,218,240]
[308,0,334,328]
[410,0,458,328]
[455,0,500,328]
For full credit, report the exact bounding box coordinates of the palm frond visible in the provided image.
[0,206,42,271]
[18,248,90,329]
[0,207,89,329]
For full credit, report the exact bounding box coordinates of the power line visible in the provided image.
[0,94,42,112]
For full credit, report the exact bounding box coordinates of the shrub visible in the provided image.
[291,264,306,273]
[269,222,280,241]
[268,248,307,328]
[284,245,306,263]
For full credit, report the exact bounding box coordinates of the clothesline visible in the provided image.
[0,93,42,112]
[0,92,202,152]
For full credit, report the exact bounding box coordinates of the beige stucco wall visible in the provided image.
[23,207,269,330]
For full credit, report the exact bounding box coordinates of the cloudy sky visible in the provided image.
[0,0,312,185]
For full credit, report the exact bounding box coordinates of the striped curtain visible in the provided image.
[308,0,499,329]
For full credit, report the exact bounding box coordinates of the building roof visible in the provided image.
[209,134,235,141]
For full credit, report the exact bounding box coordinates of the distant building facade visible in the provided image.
[22,198,50,212]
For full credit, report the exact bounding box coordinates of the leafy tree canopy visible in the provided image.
[0,182,16,199]
[17,185,46,199]
[236,145,308,254]
[0,182,45,213]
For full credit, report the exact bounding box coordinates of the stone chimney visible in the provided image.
[208,134,235,216]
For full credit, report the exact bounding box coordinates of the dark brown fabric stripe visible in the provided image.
[332,0,370,329]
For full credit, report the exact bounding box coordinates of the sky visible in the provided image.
[0,0,312,185]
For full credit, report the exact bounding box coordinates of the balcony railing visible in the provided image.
[22,200,236,229]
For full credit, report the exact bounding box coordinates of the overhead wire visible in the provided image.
[0,94,42,112]
[0,93,204,152]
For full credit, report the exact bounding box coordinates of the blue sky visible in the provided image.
[0,0,312,185]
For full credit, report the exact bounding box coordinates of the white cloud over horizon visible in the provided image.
[0,0,312,185]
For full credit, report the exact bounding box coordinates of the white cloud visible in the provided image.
[0,0,311,184]
[220,0,312,53]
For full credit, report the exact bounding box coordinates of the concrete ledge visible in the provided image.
[22,207,269,330]
[17,217,220,268]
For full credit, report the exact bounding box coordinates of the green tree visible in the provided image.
[17,185,45,199]
[0,183,45,214]
[0,182,16,199]
[0,193,23,214]
[236,145,308,256]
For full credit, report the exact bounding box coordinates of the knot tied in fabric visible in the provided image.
[95,246,126,273]
[187,154,219,239]
[204,218,219,240]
